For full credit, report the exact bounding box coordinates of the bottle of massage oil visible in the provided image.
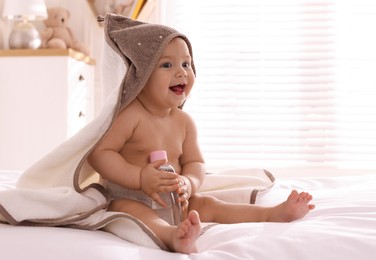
[150,150,182,226]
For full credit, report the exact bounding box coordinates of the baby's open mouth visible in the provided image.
[169,84,186,95]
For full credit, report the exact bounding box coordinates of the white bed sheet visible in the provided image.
[1,170,375,260]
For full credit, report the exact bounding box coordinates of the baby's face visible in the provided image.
[140,38,195,108]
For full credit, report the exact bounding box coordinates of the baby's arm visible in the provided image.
[179,113,206,198]
[88,110,142,189]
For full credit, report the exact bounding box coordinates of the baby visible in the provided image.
[89,16,315,254]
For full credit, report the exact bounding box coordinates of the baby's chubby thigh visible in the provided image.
[109,198,155,218]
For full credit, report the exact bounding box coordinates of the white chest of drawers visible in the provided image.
[0,49,95,171]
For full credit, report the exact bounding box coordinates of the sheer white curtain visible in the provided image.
[168,0,376,171]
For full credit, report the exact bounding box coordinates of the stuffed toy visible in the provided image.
[40,7,90,55]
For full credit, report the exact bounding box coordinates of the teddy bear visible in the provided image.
[40,7,90,56]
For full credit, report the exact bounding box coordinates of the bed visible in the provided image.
[1,14,376,260]
[1,168,375,260]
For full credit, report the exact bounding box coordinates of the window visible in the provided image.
[168,0,376,171]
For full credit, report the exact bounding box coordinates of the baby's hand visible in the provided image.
[140,160,179,207]
[177,176,192,211]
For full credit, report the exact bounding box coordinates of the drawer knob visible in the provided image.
[79,75,85,81]
[78,111,85,117]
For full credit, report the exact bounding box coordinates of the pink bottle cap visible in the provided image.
[150,150,168,162]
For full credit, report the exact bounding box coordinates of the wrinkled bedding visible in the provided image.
[1,170,375,260]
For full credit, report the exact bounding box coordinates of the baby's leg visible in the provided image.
[109,199,201,253]
[189,190,315,223]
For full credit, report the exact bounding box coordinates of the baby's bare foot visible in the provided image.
[270,190,315,222]
[171,210,201,254]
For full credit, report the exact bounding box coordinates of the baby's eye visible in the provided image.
[161,62,172,68]
[182,62,191,68]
